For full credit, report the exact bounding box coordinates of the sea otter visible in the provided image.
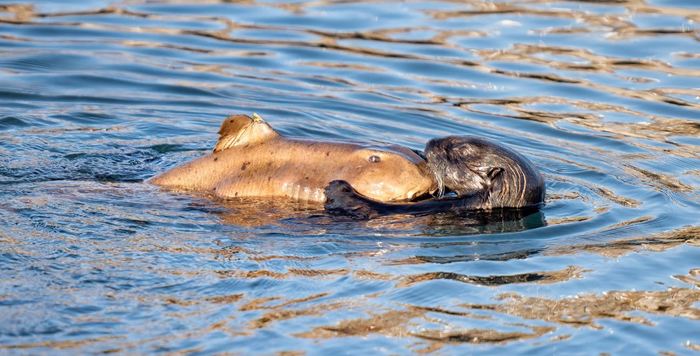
[151,114,545,219]
[150,114,438,203]
[324,136,546,219]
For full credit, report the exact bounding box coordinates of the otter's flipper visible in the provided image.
[324,180,487,219]
[214,113,279,153]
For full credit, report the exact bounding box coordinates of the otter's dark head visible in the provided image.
[425,136,545,209]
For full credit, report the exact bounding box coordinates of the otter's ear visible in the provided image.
[487,167,504,180]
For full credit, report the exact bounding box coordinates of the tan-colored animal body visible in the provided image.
[150,114,438,203]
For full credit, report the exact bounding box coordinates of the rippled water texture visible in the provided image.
[1,0,699,354]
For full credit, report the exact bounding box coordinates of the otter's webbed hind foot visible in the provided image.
[324,180,380,219]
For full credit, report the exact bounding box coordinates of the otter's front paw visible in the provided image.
[324,180,378,220]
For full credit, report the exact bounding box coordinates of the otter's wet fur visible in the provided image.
[150,114,438,203]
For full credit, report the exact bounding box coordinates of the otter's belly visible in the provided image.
[214,179,327,202]
[212,166,332,203]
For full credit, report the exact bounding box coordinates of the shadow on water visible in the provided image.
[213,196,546,236]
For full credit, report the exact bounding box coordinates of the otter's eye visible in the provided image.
[368,155,381,163]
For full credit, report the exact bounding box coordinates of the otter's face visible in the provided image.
[425,136,545,209]
[346,145,438,202]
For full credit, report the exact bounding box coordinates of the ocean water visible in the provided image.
[0,0,698,354]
